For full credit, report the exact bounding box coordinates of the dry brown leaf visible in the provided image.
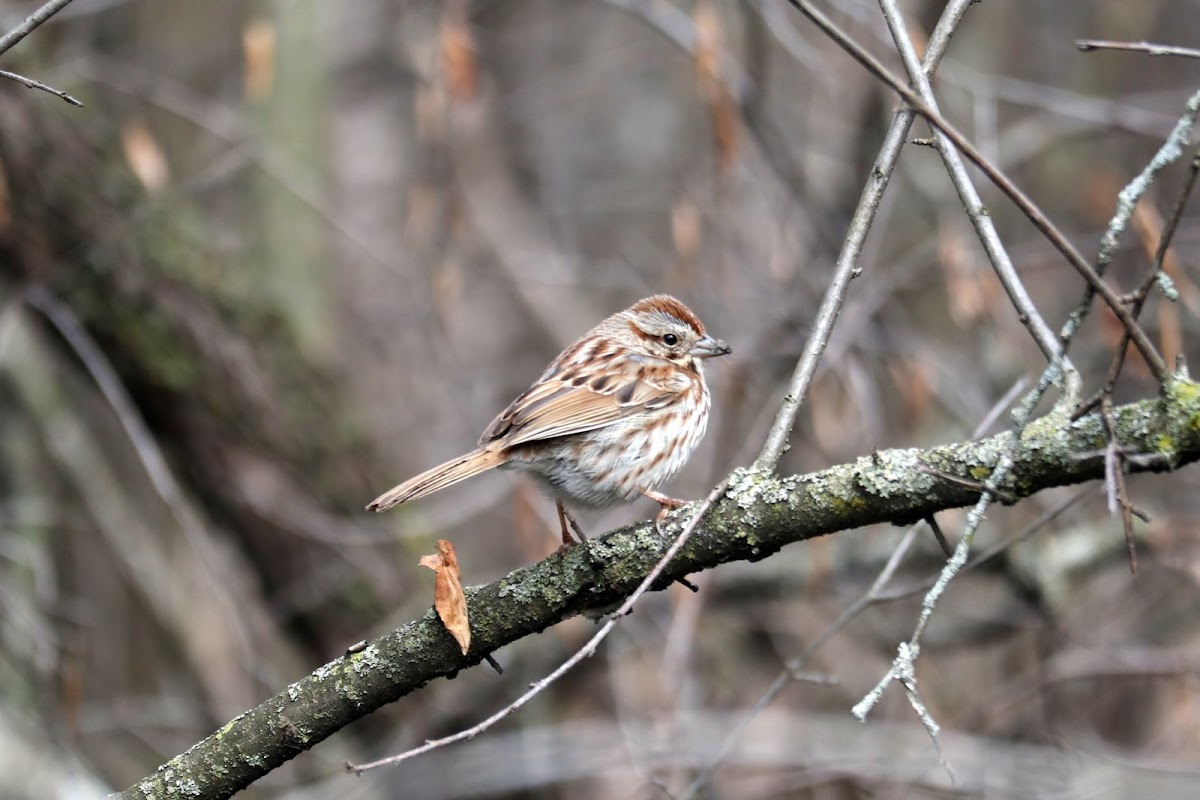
[121,120,169,191]
[887,357,933,428]
[693,3,721,91]
[693,3,738,170]
[710,90,738,170]
[937,226,1001,326]
[242,19,276,100]
[809,372,859,454]
[419,539,470,654]
[1085,177,1198,367]
[440,2,477,103]
[1081,171,1122,224]
[1131,195,1164,262]
[669,200,702,287]
[1130,195,1190,366]
[671,200,702,262]
[905,11,929,60]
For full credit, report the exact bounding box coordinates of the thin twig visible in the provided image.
[852,339,1091,719]
[598,0,751,100]
[849,181,1188,721]
[895,643,959,788]
[1077,39,1200,60]
[776,0,1187,776]
[1086,95,1200,358]
[750,0,824,73]
[22,286,256,665]
[918,466,1017,505]
[924,514,952,558]
[784,0,1169,386]
[118,386,1200,798]
[943,65,1182,144]
[875,485,1099,604]
[852,368,1101,719]
[25,288,187,522]
[0,67,82,106]
[754,0,979,471]
[683,375,1027,798]
[346,480,729,774]
[879,0,1064,368]
[0,0,76,57]
[974,376,1030,435]
[680,524,923,799]
[1074,148,1200,420]
[1100,397,1139,574]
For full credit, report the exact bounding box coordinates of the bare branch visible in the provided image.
[0,67,82,106]
[22,287,258,674]
[784,0,1170,386]
[876,484,1099,604]
[1100,396,1140,573]
[879,0,1064,368]
[773,47,1200,690]
[680,524,922,799]
[1077,39,1200,59]
[754,0,978,470]
[24,288,182,521]
[1074,147,1200,420]
[0,0,76,57]
[347,481,728,774]
[894,643,959,787]
[115,380,1200,799]
[686,373,1048,792]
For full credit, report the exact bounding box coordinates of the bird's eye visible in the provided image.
[662,333,679,346]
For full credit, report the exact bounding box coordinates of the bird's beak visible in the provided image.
[691,335,732,359]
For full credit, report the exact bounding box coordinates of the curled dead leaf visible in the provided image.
[419,539,470,655]
[672,200,702,263]
[693,2,738,170]
[693,3,721,94]
[440,3,477,102]
[121,120,169,191]
[242,19,276,100]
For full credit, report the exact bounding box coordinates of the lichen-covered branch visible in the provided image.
[116,378,1200,799]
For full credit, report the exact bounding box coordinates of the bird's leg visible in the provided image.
[555,499,588,546]
[641,488,686,534]
[641,489,700,591]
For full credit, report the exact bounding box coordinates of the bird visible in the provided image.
[367,294,730,545]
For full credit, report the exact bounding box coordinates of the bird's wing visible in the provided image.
[479,354,688,448]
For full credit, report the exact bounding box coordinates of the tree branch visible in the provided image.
[784,0,1171,385]
[1076,39,1200,60]
[0,67,82,106]
[0,0,75,57]
[116,379,1200,799]
[753,0,978,470]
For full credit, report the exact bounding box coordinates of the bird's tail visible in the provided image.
[367,448,506,512]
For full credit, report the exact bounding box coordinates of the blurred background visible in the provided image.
[2,0,1200,797]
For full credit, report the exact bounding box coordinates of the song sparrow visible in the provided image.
[368,294,731,544]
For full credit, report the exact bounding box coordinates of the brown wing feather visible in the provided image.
[480,354,683,448]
